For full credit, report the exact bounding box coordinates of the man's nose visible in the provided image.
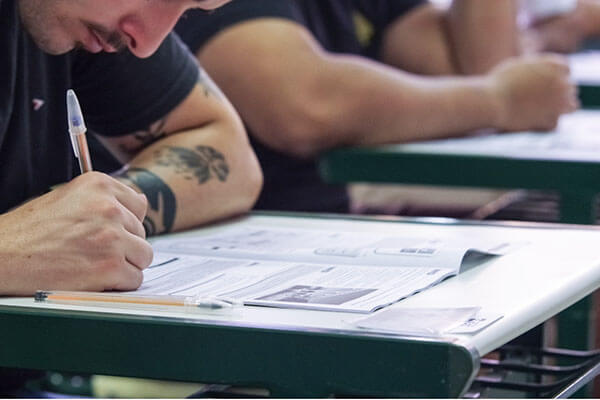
[118,9,182,58]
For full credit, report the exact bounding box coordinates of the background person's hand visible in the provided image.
[0,172,152,295]
[527,0,599,54]
[488,54,578,132]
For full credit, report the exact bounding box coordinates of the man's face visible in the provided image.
[18,0,231,58]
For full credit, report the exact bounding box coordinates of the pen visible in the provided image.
[35,290,241,311]
[66,89,93,173]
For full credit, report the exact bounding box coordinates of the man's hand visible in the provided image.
[487,54,578,132]
[528,0,600,54]
[0,172,152,295]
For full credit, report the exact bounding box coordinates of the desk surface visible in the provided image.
[2,213,600,397]
[571,51,600,87]
[319,110,600,225]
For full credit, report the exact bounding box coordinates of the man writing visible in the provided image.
[0,0,263,296]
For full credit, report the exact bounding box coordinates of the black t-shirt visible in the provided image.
[1,0,199,391]
[175,0,424,213]
[1,0,199,214]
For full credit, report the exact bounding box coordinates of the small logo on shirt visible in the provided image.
[32,98,45,111]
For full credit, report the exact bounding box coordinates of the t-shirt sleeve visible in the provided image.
[355,0,425,28]
[384,0,426,26]
[175,0,299,53]
[71,33,199,137]
[354,0,426,59]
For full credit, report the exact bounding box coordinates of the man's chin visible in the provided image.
[29,34,75,55]
[36,42,75,55]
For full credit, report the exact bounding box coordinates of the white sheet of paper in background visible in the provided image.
[352,307,502,336]
[134,226,522,313]
[398,110,600,162]
[570,51,600,85]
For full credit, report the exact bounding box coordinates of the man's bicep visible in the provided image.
[197,19,329,140]
[199,18,326,81]
[100,70,230,162]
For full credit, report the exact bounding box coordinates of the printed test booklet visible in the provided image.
[130,226,522,313]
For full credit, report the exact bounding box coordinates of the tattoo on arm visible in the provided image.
[133,118,168,147]
[198,67,226,100]
[119,168,177,236]
[117,146,228,235]
[117,118,168,157]
[154,145,229,183]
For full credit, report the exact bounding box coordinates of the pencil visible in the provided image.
[35,290,240,310]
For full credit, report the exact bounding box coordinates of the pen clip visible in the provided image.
[69,132,80,158]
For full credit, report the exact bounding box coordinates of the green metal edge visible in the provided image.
[319,148,600,193]
[0,305,478,398]
[319,148,600,375]
[579,84,600,109]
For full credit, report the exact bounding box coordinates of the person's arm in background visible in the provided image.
[527,0,600,53]
[380,1,521,75]
[104,67,262,236]
[196,18,576,159]
[446,0,521,74]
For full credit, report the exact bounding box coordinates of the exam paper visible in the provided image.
[153,226,520,272]
[130,226,522,313]
[135,255,453,313]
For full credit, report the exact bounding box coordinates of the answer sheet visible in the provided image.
[128,226,522,313]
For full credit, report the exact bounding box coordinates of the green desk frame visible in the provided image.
[320,149,600,353]
[3,212,600,397]
[0,304,477,397]
[579,84,600,109]
[320,150,600,225]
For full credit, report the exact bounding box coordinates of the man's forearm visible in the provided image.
[531,0,600,53]
[320,56,501,147]
[579,0,600,36]
[448,0,521,74]
[381,1,520,76]
[196,19,573,159]
[380,4,456,75]
[287,54,573,156]
[115,124,262,235]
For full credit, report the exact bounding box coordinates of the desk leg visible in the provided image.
[557,296,595,351]
[558,192,598,397]
[557,192,596,350]
[559,191,597,226]
[556,295,597,398]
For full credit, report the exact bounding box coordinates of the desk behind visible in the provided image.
[319,111,600,353]
[570,51,600,108]
[320,110,600,225]
[2,213,600,397]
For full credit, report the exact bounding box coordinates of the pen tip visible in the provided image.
[34,291,48,302]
